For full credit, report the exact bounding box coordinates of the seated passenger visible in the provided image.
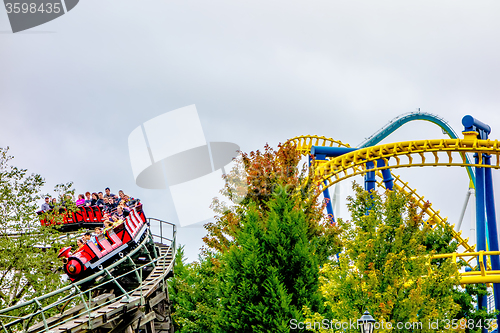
[75,194,85,206]
[102,198,112,213]
[103,220,113,232]
[41,197,51,211]
[108,197,118,209]
[50,198,57,209]
[123,195,133,206]
[76,238,85,250]
[96,192,104,206]
[117,190,127,204]
[112,206,125,222]
[118,201,130,212]
[102,212,113,223]
[104,187,118,199]
[127,197,140,207]
[84,232,92,243]
[90,192,98,206]
[89,229,99,244]
[84,192,92,206]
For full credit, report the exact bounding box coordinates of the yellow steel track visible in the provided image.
[314,137,499,190]
[286,134,500,284]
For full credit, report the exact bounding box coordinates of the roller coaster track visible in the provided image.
[358,112,460,147]
[357,111,476,186]
[285,134,500,284]
[0,218,176,333]
[314,137,499,190]
[287,136,476,253]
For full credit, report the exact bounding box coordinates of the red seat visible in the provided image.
[74,208,85,223]
[86,241,103,258]
[92,206,103,222]
[107,229,123,249]
[83,206,95,222]
[96,234,113,255]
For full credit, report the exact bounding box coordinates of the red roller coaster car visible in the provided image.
[57,204,148,282]
[38,205,109,231]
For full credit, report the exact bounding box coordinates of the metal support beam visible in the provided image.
[457,188,473,232]
[377,159,394,190]
[475,153,488,327]
[484,155,500,321]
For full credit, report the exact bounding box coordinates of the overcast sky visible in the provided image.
[1,0,500,261]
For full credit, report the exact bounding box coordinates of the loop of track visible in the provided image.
[313,138,500,189]
[285,135,498,283]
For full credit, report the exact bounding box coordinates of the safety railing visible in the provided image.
[0,220,176,333]
[148,217,176,257]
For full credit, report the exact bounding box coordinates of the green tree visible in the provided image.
[217,188,333,332]
[170,143,341,332]
[0,147,71,317]
[169,246,220,332]
[305,182,492,333]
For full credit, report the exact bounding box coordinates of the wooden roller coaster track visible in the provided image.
[0,218,176,333]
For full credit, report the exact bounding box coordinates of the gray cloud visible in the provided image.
[1,0,500,260]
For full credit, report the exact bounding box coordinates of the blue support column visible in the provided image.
[484,155,500,321]
[376,159,394,190]
[364,161,376,214]
[475,153,488,318]
[364,161,376,193]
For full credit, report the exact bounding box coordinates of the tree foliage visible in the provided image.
[203,143,337,257]
[217,189,335,332]
[170,143,341,332]
[169,246,220,332]
[171,143,492,332]
[0,147,72,317]
[305,182,493,332]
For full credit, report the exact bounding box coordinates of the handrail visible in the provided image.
[0,217,176,332]
[13,247,173,332]
[148,217,177,259]
[0,234,151,315]
[0,236,174,332]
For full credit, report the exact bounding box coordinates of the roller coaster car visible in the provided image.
[38,205,106,232]
[57,204,148,282]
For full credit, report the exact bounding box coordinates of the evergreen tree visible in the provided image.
[170,143,341,332]
[169,246,220,333]
[217,189,327,332]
